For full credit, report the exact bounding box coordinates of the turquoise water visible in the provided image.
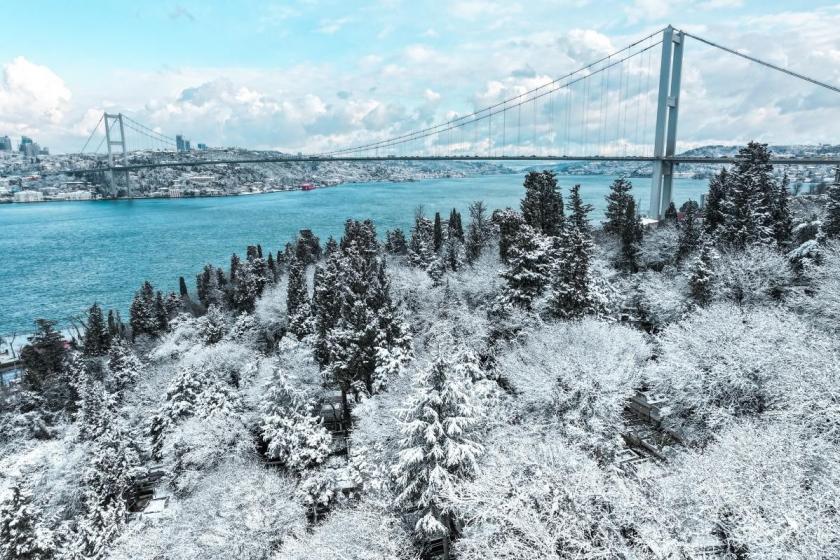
[0,173,708,334]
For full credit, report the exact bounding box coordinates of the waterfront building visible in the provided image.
[13,190,44,202]
[197,143,207,150]
[0,136,11,151]
[62,190,93,200]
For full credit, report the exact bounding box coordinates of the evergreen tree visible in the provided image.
[663,201,679,225]
[129,282,157,339]
[106,310,124,341]
[433,212,444,252]
[296,229,322,264]
[677,200,702,261]
[704,168,730,234]
[313,257,343,368]
[394,356,483,551]
[260,366,331,471]
[324,235,339,257]
[83,303,110,357]
[772,174,793,249]
[717,142,777,248]
[567,184,592,233]
[500,225,550,309]
[385,229,408,255]
[618,198,643,272]
[822,168,840,239]
[408,213,435,268]
[266,252,277,281]
[229,253,241,282]
[0,484,56,560]
[77,364,109,441]
[603,177,633,234]
[286,256,309,320]
[549,201,602,319]
[448,208,464,240]
[178,276,189,298]
[442,234,464,272]
[107,341,141,395]
[199,305,227,345]
[689,241,716,305]
[465,201,489,263]
[153,292,169,333]
[493,208,525,263]
[520,170,564,236]
[20,319,66,395]
[228,260,261,313]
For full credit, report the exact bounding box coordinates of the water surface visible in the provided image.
[0,173,708,334]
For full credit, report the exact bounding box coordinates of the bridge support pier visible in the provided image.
[649,26,684,218]
[104,112,130,197]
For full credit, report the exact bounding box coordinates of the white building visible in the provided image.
[168,187,182,198]
[13,190,43,203]
[62,190,93,201]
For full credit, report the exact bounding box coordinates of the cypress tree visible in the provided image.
[619,198,643,272]
[822,168,840,239]
[178,276,189,298]
[433,212,444,252]
[465,201,489,263]
[772,174,793,249]
[704,168,729,235]
[604,177,633,234]
[266,252,277,280]
[286,256,309,319]
[448,208,464,240]
[386,229,408,255]
[230,253,240,281]
[129,281,157,339]
[677,200,702,261]
[83,303,110,357]
[521,170,564,236]
[154,291,168,333]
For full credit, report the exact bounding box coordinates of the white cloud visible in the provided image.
[316,17,351,35]
[0,57,71,128]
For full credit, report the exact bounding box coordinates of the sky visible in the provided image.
[0,0,838,154]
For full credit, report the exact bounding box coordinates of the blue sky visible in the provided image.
[1,1,839,153]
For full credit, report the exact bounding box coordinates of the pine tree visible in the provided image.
[500,224,550,309]
[604,177,633,234]
[129,282,157,339]
[442,234,464,272]
[567,184,592,234]
[772,174,793,249]
[408,214,435,268]
[677,200,702,261]
[618,198,643,272]
[313,257,342,368]
[324,235,339,257]
[718,142,777,248]
[689,241,716,305]
[83,303,110,357]
[822,168,840,239]
[394,356,483,548]
[433,212,444,252]
[549,218,602,319]
[521,170,564,236]
[260,366,331,471]
[199,305,227,344]
[107,341,141,395]
[704,168,730,234]
[0,484,56,560]
[229,260,261,313]
[77,364,109,441]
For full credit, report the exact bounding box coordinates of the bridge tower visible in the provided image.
[649,26,685,218]
[104,112,130,196]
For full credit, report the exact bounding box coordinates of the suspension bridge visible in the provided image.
[73,25,840,217]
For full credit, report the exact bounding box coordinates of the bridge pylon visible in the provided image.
[649,25,684,219]
[104,112,130,197]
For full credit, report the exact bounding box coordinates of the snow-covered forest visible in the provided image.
[1,142,839,560]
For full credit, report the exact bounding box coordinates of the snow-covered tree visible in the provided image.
[83,303,110,357]
[408,212,436,269]
[717,142,777,249]
[433,212,444,252]
[465,201,490,263]
[549,202,603,319]
[820,168,840,239]
[688,241,716,305]
[603,177,633,235]
[704,168,729,234]
[106,341,141,395]
[521,170,564,236]
[677,200,702,261]
[129,281,159,339]
[0,484,56,560]
[493,208,524,263]
[618,197,643,271]
[260,367,330,471]
[500,224,550,309]
[198,304,227,345]
[394,355,483,550]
